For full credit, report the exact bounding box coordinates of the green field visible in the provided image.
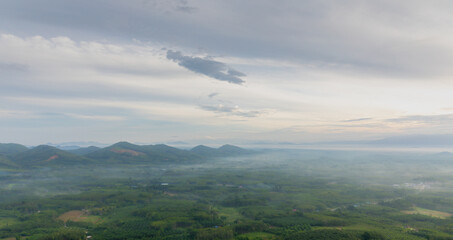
[0,218,18,229]
[402,207,453,219]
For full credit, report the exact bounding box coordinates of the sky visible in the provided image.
[2,0,453,146]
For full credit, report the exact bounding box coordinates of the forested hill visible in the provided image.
[0,143,29,156]
[0,142,253,168]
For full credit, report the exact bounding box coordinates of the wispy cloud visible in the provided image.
[0,108,124,121]
[386,114,453,124]
[200,104,263,118]
[166,50,246,84]
[65,113,125,121]
[342,117,373,122]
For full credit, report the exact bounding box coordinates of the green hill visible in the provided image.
[218,144,251,155]
[86,142,200,163]
[0,154,18,168]
[86,142,149,163]
[190,145,218,156]
[141,144,200,161]
[67,146,101,155]
[11,145,91,167]
[191,144,252,158]
[0,143,29,156]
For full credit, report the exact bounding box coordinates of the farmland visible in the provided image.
[2,146,453,239]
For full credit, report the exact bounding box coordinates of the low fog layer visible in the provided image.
[2,149,453,203]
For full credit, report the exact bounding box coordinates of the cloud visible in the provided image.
[342,117,373,122]
[4,2,453,144]
[200,104,262,118]
[0,108,124,121]
[93,65,169,77]
[166,50,246,84]
[0,109,34,118]
[65,113,125,121]
[175,5,196,13]
[208,92,219,98]
[0,62,28,72]
[142,0,196,13]
[386,114,453,124]
[4,1,453,78]
[0,34,203,103]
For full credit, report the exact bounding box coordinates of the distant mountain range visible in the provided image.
[309,134,453,148]
[0,142,253,168]
[244,134,453,149]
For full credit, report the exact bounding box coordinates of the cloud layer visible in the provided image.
[3,0,453,78]
[2,1,453,146]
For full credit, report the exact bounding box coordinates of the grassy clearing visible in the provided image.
[402,207,453,219]
[312,224,380,232]
[0,218,18,228]
[58,210,84,222]
[236,232,276,240]
[217,207,243,223]
[79,215,102,224]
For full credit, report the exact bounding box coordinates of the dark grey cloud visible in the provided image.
[167,50,245,84]
[200,105,262,118]
[208,92,219,98]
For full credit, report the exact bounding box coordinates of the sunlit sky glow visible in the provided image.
[2,0,453,146]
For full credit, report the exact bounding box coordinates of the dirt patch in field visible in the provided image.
[58,210,87,222]
[110,149,145,156]
[164,191,177,196]
[45,155,59,162]
[58,210,102,224]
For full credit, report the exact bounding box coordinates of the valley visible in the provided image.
[2,143,453,239]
